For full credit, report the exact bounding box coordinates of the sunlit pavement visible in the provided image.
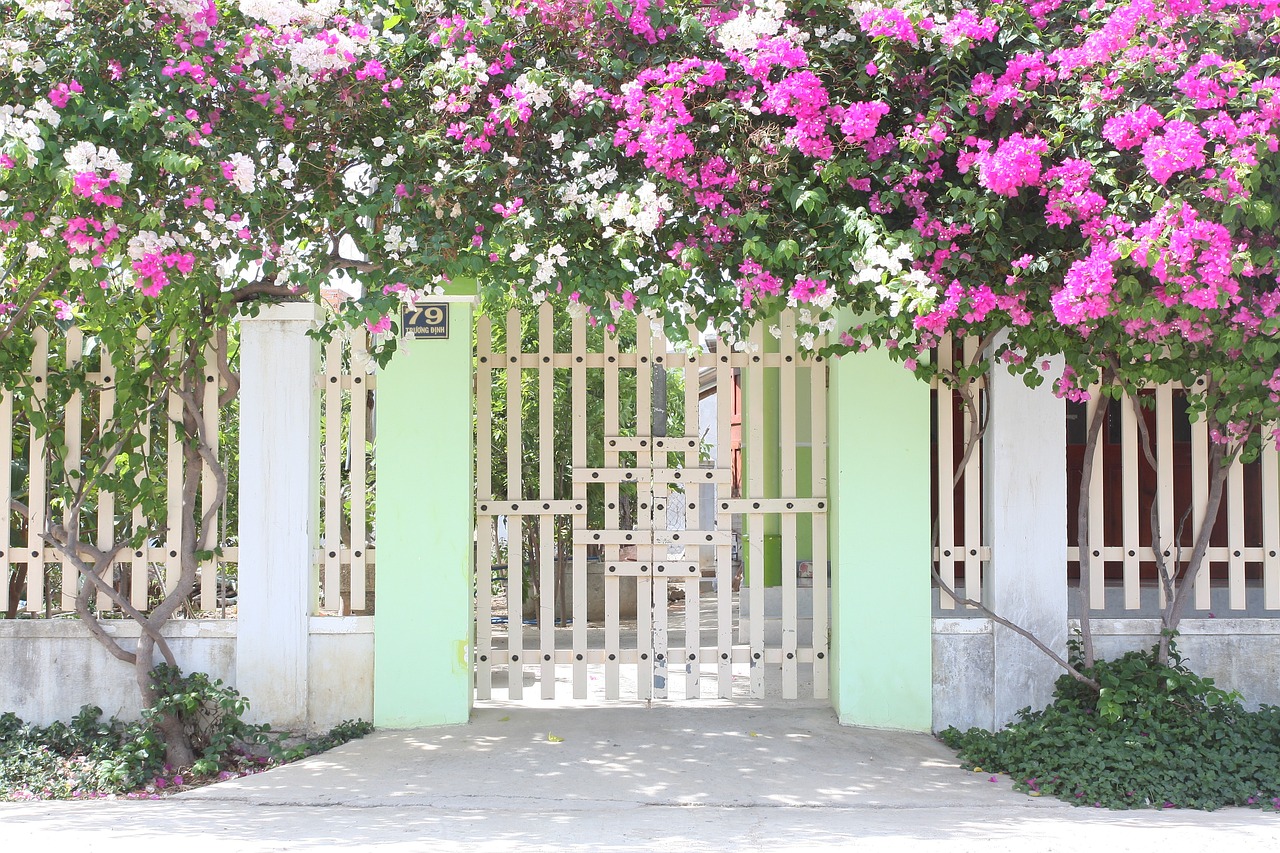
[2,702,1278,851]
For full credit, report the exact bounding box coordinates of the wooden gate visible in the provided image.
[474,304,829,702]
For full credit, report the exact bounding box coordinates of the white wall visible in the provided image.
[933,617,1280,732]
[0,617,372,731]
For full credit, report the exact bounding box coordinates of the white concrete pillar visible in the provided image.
[982,337,1068,727]
[236,303,322,728]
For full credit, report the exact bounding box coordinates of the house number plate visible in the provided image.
[403,302,449,339]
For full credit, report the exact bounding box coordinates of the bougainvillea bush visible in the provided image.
[2,0,1279,731]
[4,0,1277,436]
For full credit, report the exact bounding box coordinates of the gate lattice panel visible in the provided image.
[474,304,828,701]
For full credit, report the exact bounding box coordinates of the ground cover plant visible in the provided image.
[0,666,372,801]
[940,642,1280,811]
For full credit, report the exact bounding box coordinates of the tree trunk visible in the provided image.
[136,634,196,769]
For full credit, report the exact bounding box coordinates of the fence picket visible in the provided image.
[1,384,11,615]
[95,343,115,612]
[62,328,83,611]
[505,308,525,700]
[27,328,48,614]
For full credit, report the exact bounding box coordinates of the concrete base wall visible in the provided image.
[933,617,1280,733]
[0,617,373,732]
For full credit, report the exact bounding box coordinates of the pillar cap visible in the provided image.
[238,302,325,324]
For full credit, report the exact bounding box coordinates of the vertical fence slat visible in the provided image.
[1191,383,1211,610]
[605,328,624,700]
[62,329,83,611]
[961,337,982,607]
[1156,384,1175,608]
[1086,387,1106,611]
[165,341,183,595]
[131,329,150,611]
[27,328,48,614]
[96,345,115,612]
[643,326,666,701]
[811,347,829,700]
[746,322,766,698]
[537,303,555,699]
[779,312,799,699]
[322,338,343,613]
[570,313,588,699]
[0,384,11,615]
[682,327,702,700]
[1227,454,1246,611]
[199,345,219,611]
[348,336,370,612]
[505,308,524,700]
[474,315,494,700]
[936,336,956,609]
[1264,431,1279,610]
[714,342,734,698]
[1120,393,1140,610]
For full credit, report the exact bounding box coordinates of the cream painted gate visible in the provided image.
[474,304,829,702]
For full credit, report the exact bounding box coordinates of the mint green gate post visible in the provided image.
[828,345,932,731]
[374,292,475,728]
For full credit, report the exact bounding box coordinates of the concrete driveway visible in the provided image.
[2,701,1278,851]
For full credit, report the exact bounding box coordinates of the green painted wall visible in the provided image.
[828,345,932,731]
[374,300,475,728]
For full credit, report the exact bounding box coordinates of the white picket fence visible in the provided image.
[1,327,232,617]
[0,325,377,619]
[6,324,1277,622]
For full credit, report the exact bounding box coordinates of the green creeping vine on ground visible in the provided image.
[940,641,1280,811]
[0,665,373,801]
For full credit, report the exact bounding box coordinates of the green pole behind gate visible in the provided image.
[374,289,475,728]
[828,344,933,731]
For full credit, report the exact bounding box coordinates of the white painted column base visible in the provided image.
[983,338,1068,728]
[236,303,322,729]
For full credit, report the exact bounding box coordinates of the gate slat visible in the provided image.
[643,326,667,700]
[475,315,494,700]
[505,308,525,700]
[746,322,766,699]
[779,312,799,700]
[604,328,623,700]
[714,344,733,698]
[571,313,588,698]
[538,303,556,699]
[683,328,701,699]
[811,346,830,699]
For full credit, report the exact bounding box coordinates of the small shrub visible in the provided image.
[940,642,1280,810]
[2,666,374,801]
